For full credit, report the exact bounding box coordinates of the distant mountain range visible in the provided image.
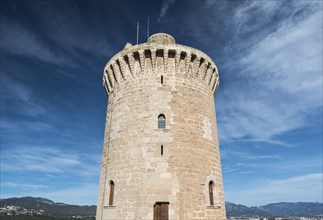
[226,201,323,217]
[0,197,96,220]
[0,197,322,219]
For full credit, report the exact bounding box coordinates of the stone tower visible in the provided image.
[96,33,226,220]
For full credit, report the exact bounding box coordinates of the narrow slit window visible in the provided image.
[209,181,214,206]
[109,181,114,206]
[161,145,163,156]
[158,114,166,129]
[161,75,163,84]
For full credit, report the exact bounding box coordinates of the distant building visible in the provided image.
[96,33,225,219]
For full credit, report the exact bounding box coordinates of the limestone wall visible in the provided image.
[96,34,226,220]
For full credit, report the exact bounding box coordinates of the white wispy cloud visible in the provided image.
[42,183,98,205]
[1,146,80,173]
[231,1,281,38]
[217,1,322,141]
[221,149,281,160]
[0,19,74,66]
[226,138,292,148]
[1,145,101,205]
[158,0,176,22]
[1,183,98,205]
[236,156,322,172]
[241,8,322,101]
[1,144,101,178]
[1,182,48,189]
[222,153,322,177]
[24,2,114,58]
[225,173,323,206]
[1,74,47,117]
[1,119,54,134]
[0,3,115,68]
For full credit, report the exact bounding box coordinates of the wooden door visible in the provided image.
[153,202,169,220]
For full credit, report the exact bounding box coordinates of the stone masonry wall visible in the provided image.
[96,34,226,220]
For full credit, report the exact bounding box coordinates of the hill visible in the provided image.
[0,197,95,220]
[226,201,323,217]
[1,197,322,219]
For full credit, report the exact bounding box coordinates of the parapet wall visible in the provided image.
[103,41,219,96]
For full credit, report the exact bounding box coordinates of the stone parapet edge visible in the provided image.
[102,43,219,96]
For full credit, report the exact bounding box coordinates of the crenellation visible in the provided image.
[103,41,219,96]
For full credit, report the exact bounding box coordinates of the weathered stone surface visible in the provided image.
[97,33,226,220]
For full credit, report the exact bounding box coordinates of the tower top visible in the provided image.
[103,33,219,96]
[147,33,175,44]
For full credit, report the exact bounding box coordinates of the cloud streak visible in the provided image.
[216,1,322,141]
[1,183,98,205]
[1,146,80,173]
[225,173,323,206]
[158,0,176,22]
[226,138,292,148]
[1,182,48,189]
[0,19,74,67]
[1,74,47,117]
[221,149,281,161]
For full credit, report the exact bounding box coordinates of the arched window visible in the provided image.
[158,114,166,129]
[209,181,214,206]
[109,181,114,206]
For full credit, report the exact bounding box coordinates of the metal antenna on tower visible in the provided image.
[147,17,150,39]
[136,21,139,44]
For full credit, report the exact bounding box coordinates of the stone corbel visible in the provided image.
[200,61,208,80]
[138,50,145,73]
[185,52,191,76]
[193,56,200,78]
[150,49,156,73]
[118,57,127,79]
[163,49,168,72]
[104,73,112,92]
[111,61,120,83]
[175,50,181,73]
[107,67,115,86]
[208,67,215,86]
[128,53,135,76]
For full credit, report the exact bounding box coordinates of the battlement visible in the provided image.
[103,33,219,96]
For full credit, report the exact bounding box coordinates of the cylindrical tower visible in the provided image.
[96,33,226,220]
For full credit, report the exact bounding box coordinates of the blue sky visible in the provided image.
[0,0,322,207]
